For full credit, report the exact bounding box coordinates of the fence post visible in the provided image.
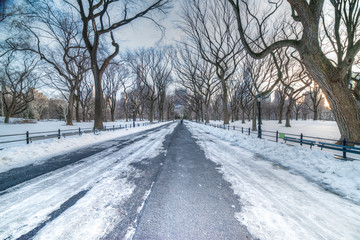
[104,126,106,131]
[248,127,250,135]
[228,125,230,130]
[113,125,115,131]
[233,126,235,130]
[79,127,81,136]
[342,138,347,159]
[300,133,303,146]
[58,129,61,139]
[26,131,30,144]
[242,127,243,134]
[276,131,279,142]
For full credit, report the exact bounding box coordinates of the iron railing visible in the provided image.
[202,122,360,160]
[0,122,150,148]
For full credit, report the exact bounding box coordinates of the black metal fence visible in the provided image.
[204,122,360,160]
[0,122,150,148]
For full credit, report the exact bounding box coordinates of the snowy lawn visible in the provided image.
[211,119,340,140]
[0,118,149,148]
[187,121,360,240]
[0,120,170,173]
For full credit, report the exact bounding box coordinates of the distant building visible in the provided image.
[136,64,144,89]
[272,90,281,105]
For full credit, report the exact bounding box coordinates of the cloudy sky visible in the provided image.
[114,1,183,51]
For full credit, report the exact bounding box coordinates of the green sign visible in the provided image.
[279,133,285,139]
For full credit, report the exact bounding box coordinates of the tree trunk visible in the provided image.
[149,104,154,123]
[4,99,16,123]
[313,109,318,121]
[252,101,257,131]
[295,110,299,120]
[75,88,80,122]
[222,80,229,124]
[123,100,128,122]
[111,101,116,122]
[4,111,11,124]
[278,100,284,124]
[231,108,235,122]
[66,90,75,125]
[319,77,360,142]
[302,53,360,142]
[93,71,104,130]
[205,103,210,123]
[241,110,245,123]
[285,103,292,127]
[82,107,86,122]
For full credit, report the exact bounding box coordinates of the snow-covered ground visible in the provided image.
[2,118,360,239]
[0,118,144,134]
[0,120,168,173]
[187,121,360,240]
[0,122,177,240]
[0,118,149,148]
[212,119,340,140]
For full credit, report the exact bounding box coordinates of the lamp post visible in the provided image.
[257,94,262,139]
[132,108,136,127]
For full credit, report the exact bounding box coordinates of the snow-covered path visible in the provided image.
[0,123,177,240]
[188,122,360,240]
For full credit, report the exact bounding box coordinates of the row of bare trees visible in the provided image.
[2,0,360,143]
[173,0,360,143]
[0,0,172,126]
[225,0,360,142]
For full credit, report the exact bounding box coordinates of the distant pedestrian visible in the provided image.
[181,119,183,125]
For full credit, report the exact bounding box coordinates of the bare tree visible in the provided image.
[0,52,40,123]
[7,1,90,125]
[127,47,172,122]
[294,99,304,121]
[243,55,280,130]
[173,44,220,123]
[180,0,243,124]
[150,47,173,122]
[235,69,253,123]
[30,90,48,120]
[306,82,324,121]
[102,63,129,122]
[282,57,312,127]
[119,73,133,122]
[78,76,94,122]
[173,45,203,121]
[127,48,156,122]
[276,85,286,124]
[165,94,175,120]
[69,0,170,129]
[227,0,360,142]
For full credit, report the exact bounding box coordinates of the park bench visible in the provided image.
[317,142,360,159]
[283,136,316,149]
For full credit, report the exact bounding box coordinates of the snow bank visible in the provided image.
[0,121,170,173]
[188,121,360,204]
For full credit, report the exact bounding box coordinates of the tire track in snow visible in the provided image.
[0,123,177,240]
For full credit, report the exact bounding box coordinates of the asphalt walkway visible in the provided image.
[133,123,253,240]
